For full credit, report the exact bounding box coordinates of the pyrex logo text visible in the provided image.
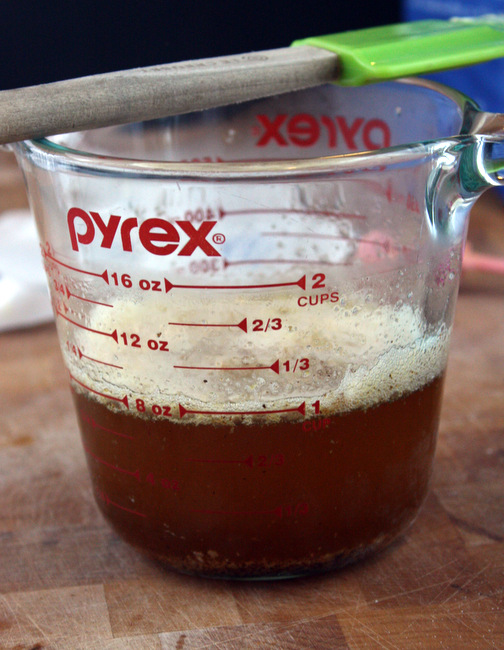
[254,113,391,150]
[67,207,221,256]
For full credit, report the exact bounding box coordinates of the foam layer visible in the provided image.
[62,290,451,423]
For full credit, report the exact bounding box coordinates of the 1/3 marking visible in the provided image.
[283,358,309,372]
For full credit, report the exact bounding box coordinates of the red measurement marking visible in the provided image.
[179,401,305,418]
[262,231,348,239]
[80,410,134,439]
[70,373,129,408]
[58,302,70,316]
[357,238,414,255]
[100,491,146,518]
[168,317,247,333]
[190,505,284,517]
[187,455,254,468]
[191,503,308,517]
[43,249,109,283]
[77,347,124,369]
[56,309,118,341]
[223,258,348,268]
[65,285,113,307]
[174,359,279,373]
[164,275,306,292]
[85,446,140,480]
[219,208,366,220]
[263,231,414,254]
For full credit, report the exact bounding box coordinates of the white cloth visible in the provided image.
[0,209,53,331]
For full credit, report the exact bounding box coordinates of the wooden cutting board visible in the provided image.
[0,150,503,649]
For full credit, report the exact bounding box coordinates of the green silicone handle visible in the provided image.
[292,17,504,85]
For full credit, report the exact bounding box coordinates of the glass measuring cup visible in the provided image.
[10,78,504,579]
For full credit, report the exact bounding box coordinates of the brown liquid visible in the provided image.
[72,374,445,578]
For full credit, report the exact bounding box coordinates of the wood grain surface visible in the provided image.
[0,150,503,649]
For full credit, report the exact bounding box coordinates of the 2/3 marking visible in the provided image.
[252,318,282,332]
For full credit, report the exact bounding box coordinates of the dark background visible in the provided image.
[0,0,401,89]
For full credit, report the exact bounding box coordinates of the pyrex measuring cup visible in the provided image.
[10,78,504,579]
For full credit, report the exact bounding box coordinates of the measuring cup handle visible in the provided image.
[468,111,504,186]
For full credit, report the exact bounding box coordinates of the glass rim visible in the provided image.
[17,78,478,181]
